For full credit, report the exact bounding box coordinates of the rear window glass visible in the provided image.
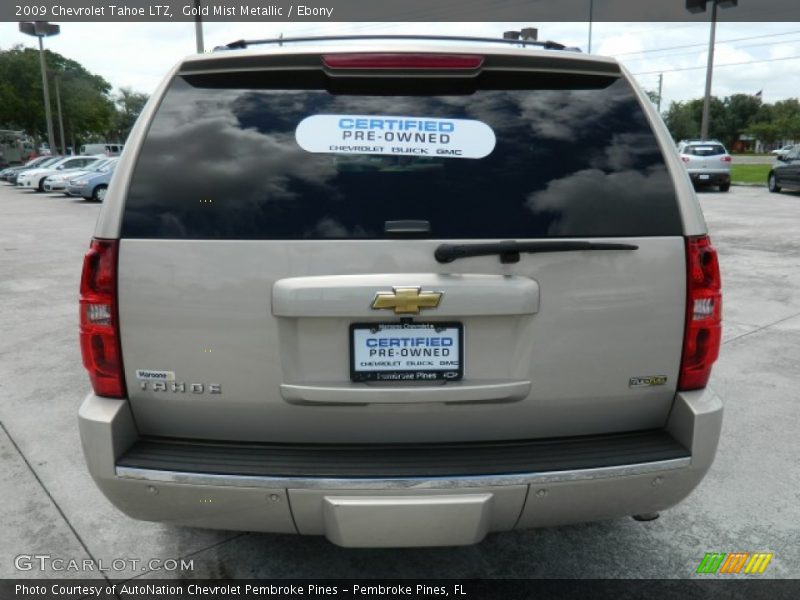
[122,73,681,239]
[684,144,726,156]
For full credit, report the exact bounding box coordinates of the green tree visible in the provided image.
[0,45,116,147]
[644,89,659,105]
[0,45,48,135]
[770,99,800,141]
[746,122,780,144]
[111,87,149,141]
[664,98,726,141]
[664,95,763,145]
[719,94,762,148]
[664,101,698,141]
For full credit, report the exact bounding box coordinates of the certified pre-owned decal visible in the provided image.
[135,369,175,382]
[295,115,496,159]
[629,375,668,388]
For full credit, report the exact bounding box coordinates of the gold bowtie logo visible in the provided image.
[371,287,443,315]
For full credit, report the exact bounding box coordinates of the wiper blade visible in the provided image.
[434,240,638,264]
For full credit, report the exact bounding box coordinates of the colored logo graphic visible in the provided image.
[371,287,443,315]
[696,552,773,574]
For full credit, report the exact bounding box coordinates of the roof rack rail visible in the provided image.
[215,34,574,53]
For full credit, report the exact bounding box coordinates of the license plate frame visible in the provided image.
[350,321,464,382]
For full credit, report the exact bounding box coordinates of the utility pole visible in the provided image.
[686,0,738,140]
[657,73,663,113]
[194,0,205,53]
[588,0,594,53]
[700,1,717,140]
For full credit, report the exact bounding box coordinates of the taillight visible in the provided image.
[79,239,126,398]
[322,53,484,70]
[679,235,722,390]
[721,155,732,162]
[681,155,690,163]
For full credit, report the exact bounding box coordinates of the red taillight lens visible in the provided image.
[322,53,484,70]
[681,155,691,163]
[79,239,126,398]
[679,235,722,390]
[721,155,732,162]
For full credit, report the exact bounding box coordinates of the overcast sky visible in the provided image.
[1,21,798,109]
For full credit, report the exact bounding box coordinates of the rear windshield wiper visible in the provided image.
[434,240,638,264]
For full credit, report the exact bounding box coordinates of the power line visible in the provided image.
[615,29,800,57]
[621,36,800,63]
[632,54,800,75]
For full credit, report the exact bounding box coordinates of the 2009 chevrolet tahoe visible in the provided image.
[78,36,723,547]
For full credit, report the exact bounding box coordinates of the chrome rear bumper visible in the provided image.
[79,389,722,547]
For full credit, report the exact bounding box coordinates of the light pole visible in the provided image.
[657,73,663,113]
[19,22,60,154]
[55,77,66,155]
[686,0,738,140]
[54,68,78,155]
[194,0,205,52]
[588,0,594,53]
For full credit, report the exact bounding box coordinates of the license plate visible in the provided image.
[699,174,710,180]
[350,322,463,382]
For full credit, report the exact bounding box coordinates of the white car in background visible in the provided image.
[17,155,104,192]
[771,144,794,158]
[677,140,732,192]
[43,157,117,193]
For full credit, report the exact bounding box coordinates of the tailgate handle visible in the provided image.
[435,240,638,264]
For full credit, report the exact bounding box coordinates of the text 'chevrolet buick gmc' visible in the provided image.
[78,35,723,547]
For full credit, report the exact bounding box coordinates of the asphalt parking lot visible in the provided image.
[1,183,798,581]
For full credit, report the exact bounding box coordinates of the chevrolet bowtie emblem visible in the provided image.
[371,287,443,315]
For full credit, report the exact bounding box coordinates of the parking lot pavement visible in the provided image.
[1,184,798,580]
[0,424,103,581]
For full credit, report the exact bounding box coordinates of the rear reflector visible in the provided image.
[679,235,722,391]
[79,239,126,398]
[322,53,484,70]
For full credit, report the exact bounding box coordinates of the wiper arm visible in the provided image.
[434,240,638,264]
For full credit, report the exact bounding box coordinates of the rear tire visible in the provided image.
[91,185,107,202]
[719,182,730,192]
[768,173,781,193]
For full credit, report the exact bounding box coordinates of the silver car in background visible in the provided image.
[65,158,119,201]
[677,140,732,192]
[43,157,113,193]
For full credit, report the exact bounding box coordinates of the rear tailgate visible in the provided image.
[115,49,687,443]
[684,144,728,174]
